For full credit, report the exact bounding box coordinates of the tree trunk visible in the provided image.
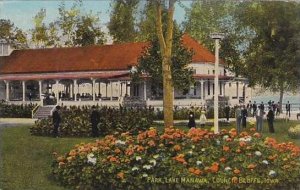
[279,87,284,113]
[155,0,175,128]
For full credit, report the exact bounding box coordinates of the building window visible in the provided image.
[194,82,197,95]
[213,70,215,74]
[229,82,231,87]
[208,80,210,95]
[133,84,139,97]
[212,83,215,95]
[220,83,222,95]
[208,70,210,75]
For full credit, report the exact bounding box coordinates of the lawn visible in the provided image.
[0,119,299,190]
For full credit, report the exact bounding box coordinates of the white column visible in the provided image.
[143,81,147,100]
[214,38,220,134]
[92,79,96,101]
[55,80,59,102]
[39,80,42,103]
[73,79,77,101]
[110,81,113,101]
[5,80,10,101]
[22,81,26,102]
[201,80,204,99]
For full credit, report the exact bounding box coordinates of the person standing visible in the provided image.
[235,105,242,133]
[90,105,100,137]
[199,110,207,128]
[241,105,248,128]
[260,102,265,112]
[52,106,61,138]
[188,111,196,128]
[255,105,264,132]
[267,106,275,133]
[276,101,280,116]
[252,101,257,117]
[224,103,230,122]
[286,101,291,118]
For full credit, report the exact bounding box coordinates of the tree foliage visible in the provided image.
[134,30,194,96]
[0,19,27,48]
[183,0,247,75]
[108,0,139,43]
[236,1,300,91]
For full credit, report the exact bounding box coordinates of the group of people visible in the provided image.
[52,105,100,138]
[187,109,207,128]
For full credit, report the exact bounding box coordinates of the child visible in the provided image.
[199,111,207,128]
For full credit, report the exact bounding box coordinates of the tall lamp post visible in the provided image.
[210,33,224,134]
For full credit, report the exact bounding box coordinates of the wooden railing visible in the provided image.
[31,104,40,118]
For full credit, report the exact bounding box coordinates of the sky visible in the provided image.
[0,0,191,33]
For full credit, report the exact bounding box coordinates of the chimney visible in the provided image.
[0,39,14,56]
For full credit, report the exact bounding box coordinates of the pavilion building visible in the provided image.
[0,34,250,110]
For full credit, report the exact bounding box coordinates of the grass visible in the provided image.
[0,126,95,190]
[0,119,299,190]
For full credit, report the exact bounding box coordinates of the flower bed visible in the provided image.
[288,125,300,139]
[30,106,154,137]
[0,102,36,118]
[52,127,300,189]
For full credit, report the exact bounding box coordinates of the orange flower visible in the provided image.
[114,148,121,154]
[173,154,187,165]
[136,145,145,152]
[250,128,256,132]
[125,148,134,156]
[148,140,156,147]
[236,149,241,153]
[253,133,261,138]
[229,128,238,138]
[223,146,230,152]
[233,169,240,174]
[117,172,124,180]
[57,156,65,162]
[194,169,202,175]
[147,129,157,138]
[225,137,232,142]
[210,162,219,173]
[247,164,257,169]
[188,167,195,173]
[173,145,181,151]
[219,157,226,163]
[109,156,118,162]
[268,154,278,161]
[239,141,247,147]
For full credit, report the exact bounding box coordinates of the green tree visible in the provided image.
[74,14,106,46]
[133,30,194,96]
[183,0,245,75]
[58,1,81,46]
[31,8,49,48]
[236,1,300,111]
[108,0,139,43]
[0,19,28,47]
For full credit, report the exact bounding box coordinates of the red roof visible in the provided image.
[0,34,220,75]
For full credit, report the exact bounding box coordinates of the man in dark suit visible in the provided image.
[267,107,275,133]
[90,105,100,137]
[286,101,291,118]
[52,106,61,137]
[224,103,230,122]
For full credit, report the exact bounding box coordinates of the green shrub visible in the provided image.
[0,102,36,118]
[153,106,237,120]
[52,127,300,190]
[288,125,300,139]
[30,106,154,137]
